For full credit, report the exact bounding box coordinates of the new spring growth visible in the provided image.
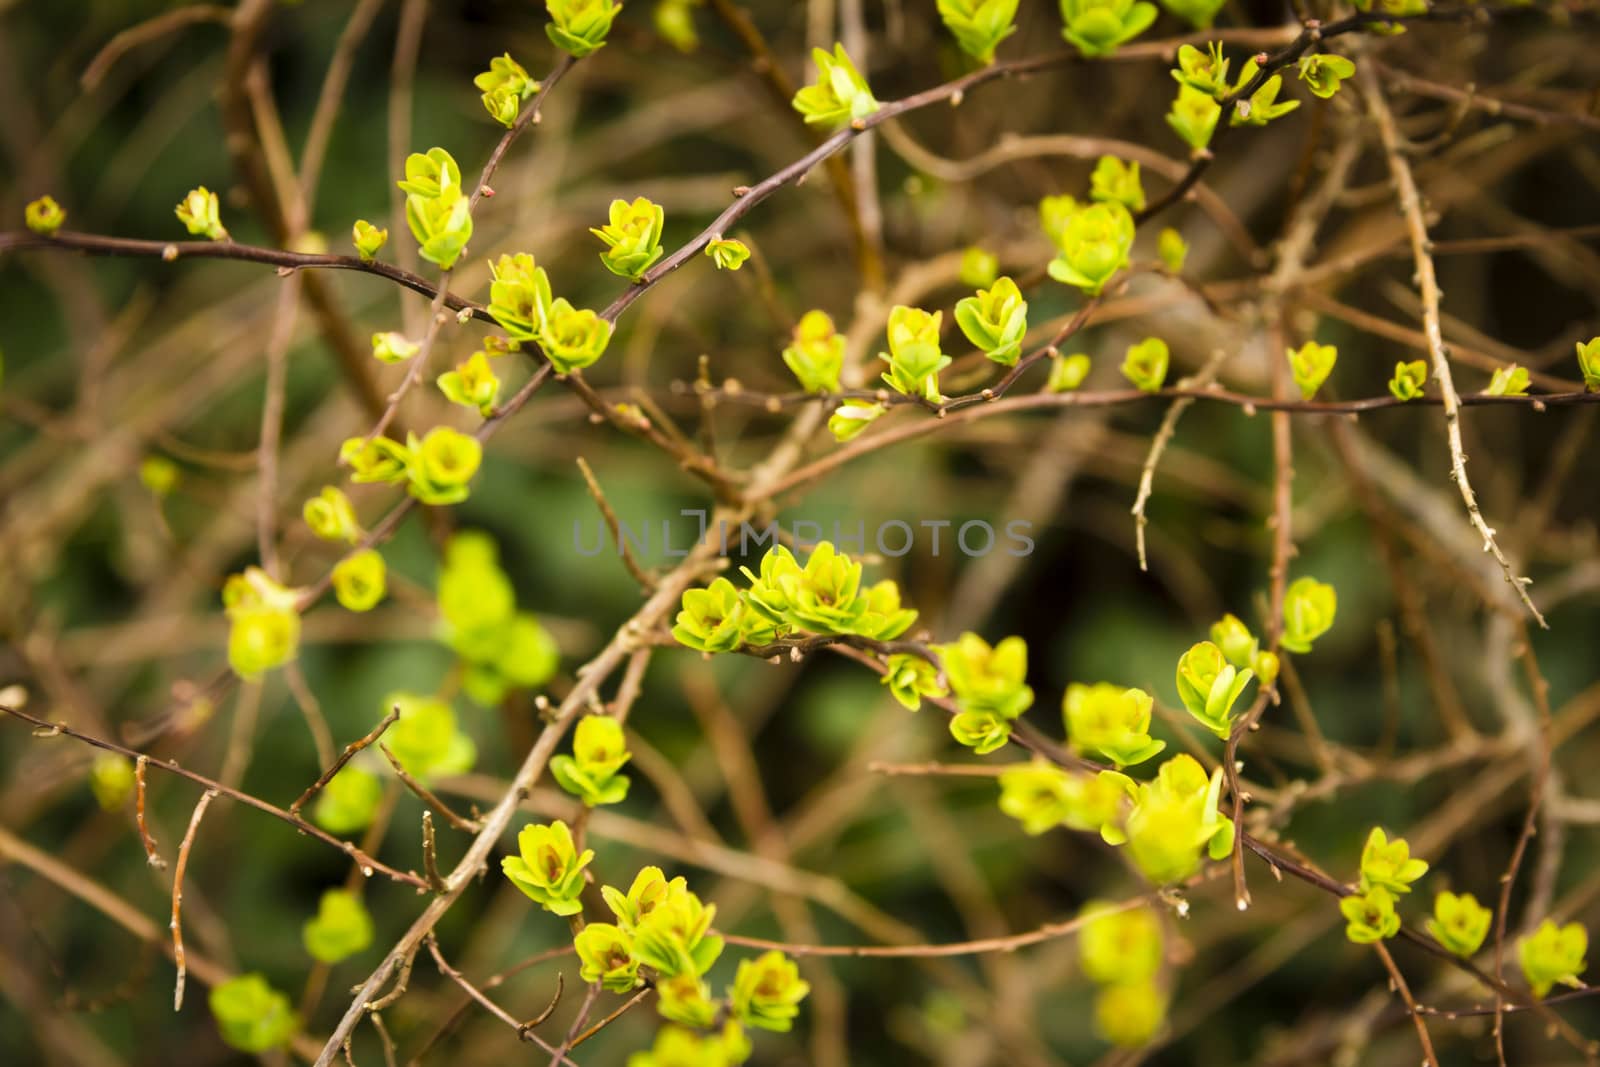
[1079,901,1169,1046]
[1064,683,1166,767]
[654,0,702,53]
[209,974,298,1053]
[674,577,748,653]
[303,484,361,544]
[1159,0,1225,29]
[959,245,999,288]
[1091,155,1145,213]
[955,276,1029,366]
[1298,53,1356,99]
[1288,341,1337,400]
[1102,754,1235,884]
[998,762,1124,835]
[937,0,1019,65]
[792,44,878,129]
[1121,337,1169,393]
[705,236,749,270]
[140,454,180,498]
[1427,891,1491,957]
[1039,194,1079,247]
[1048,200,1135,295]
[1485,363,1531,397]
[783,310,845,394]
[576,922,642,992]
[942,632,1033,754]
[1281,576,1337,654]
[1353,0,1428,35]
[1079,901,1163,985]
[1520,920,1589,997]
[629,1024,752,1067]
[384,692,476,779]
[1172,42,1230,98]
[487,253,554,342]
[632,882,724,978]
[550,714,633,806]
[1058,0,1157,58]
[25,195,64,235]
[880,305,950,403]
[222,567,301,679]
[882,653,947,711]
[474,53,539,129]
[828,401,884,441]
[1341,886,1401,944]
[541,299,613,373]
[1577,336,1600,392]
[1048,353,1092,392]
[438,351,501,415]
[1095,980,1167,1048]
[1167,86,1222,153]
[502,820,592,915]
[1359,827,1428,894]
[302,889,374,964]
[371,331,419,365]
[593,197,665,281]
[1231,73,1299,128]
[436,532,559,706]
[731,952,811,1032]
[399,147,471,269]
[998,764,1071,834]
[312,767,381,835]
[351,219,387,261]
[546,0,620,57]
[659,986,731,1039]
[1210,613,1279,687]
[340,435,410,484]
[1158,228,1187,274]
[405,427,482,506]
[332,549,386,613]
[760,541,891,637]
[1174,641,1253,739]
[89,754,134,811]
[176,186,227,241]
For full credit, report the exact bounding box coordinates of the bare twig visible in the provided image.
[377,743,482,833]
[170,789,217,1011]
[290,706,402,816]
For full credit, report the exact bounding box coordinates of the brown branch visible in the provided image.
[0,703,428,889]
[377,743,482,833]
[575,456,656,591]
[422,935,572,1061]
[290,706,402,816]
[718,895,1151,958]
[1373,940,1442,1067]
[133,754,165,870]
[1365,67,1547,628]
[170,789,217,1012]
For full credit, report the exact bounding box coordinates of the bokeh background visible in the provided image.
[2,1,1599,1064]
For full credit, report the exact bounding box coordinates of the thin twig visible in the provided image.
[1132,349,1228,571]
[421,812,446,894]
[291,706,402,816]
[134,755,165,869]
[422,935,573,1061]
[0,704,428,889]
[377,743,482,832]
[1365,67,1547,628]
[170,789,217,1011]
[575,456,655,591]
[1373,940,1441,1067]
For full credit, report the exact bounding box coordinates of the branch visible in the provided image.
[0,703,429,890]
[1364,67,1547,627]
